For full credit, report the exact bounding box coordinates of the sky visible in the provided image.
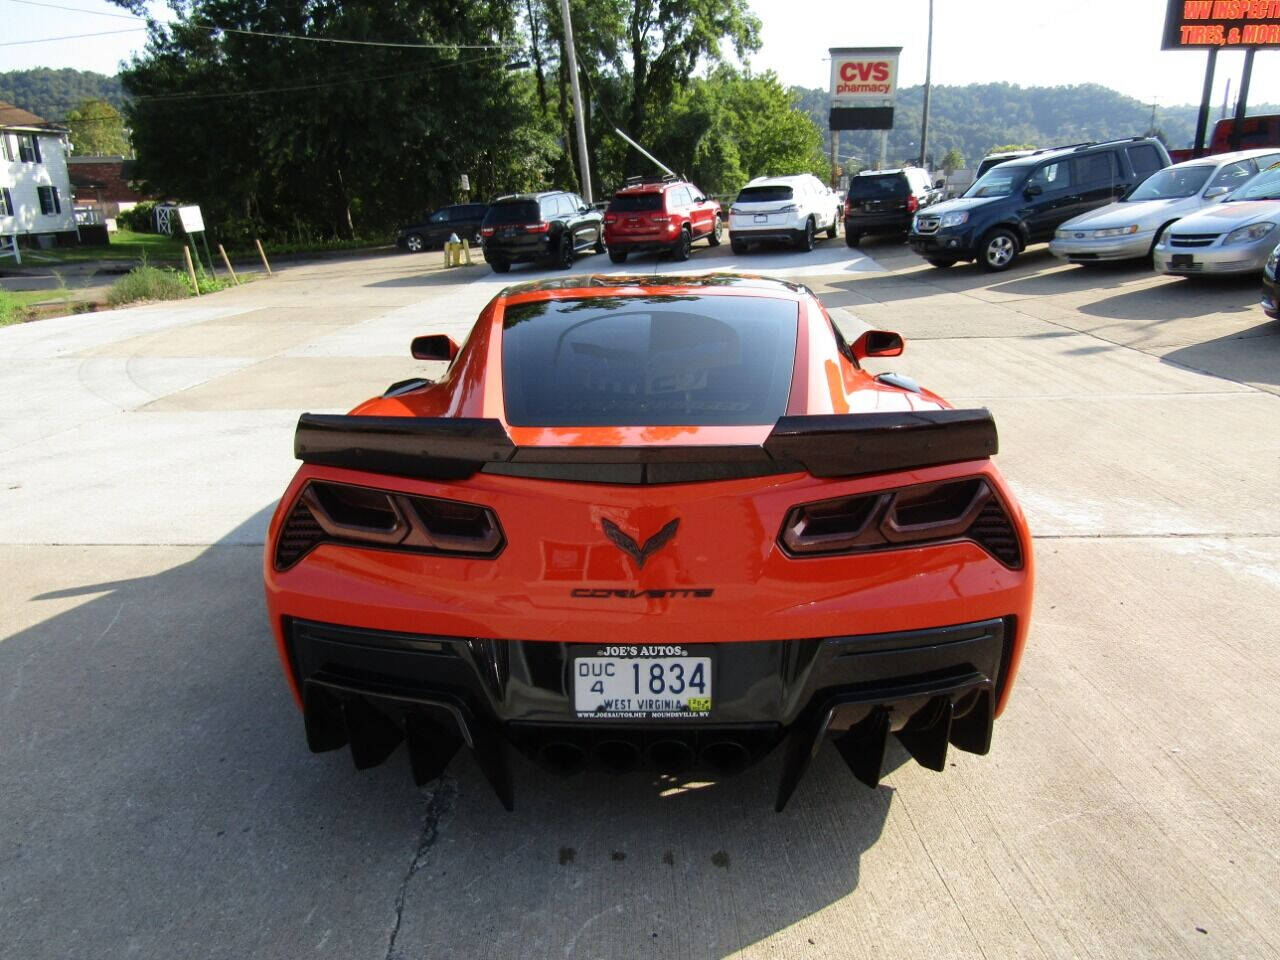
[3,0,1278,112]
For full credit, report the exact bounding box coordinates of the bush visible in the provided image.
[116,201,157,233]
[106,265,191,306]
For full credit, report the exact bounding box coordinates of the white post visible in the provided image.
[558,0,593,203]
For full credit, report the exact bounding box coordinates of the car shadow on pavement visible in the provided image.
[1161,315,1280,388]
[1077,274,1263,322]
[1,506,897,960]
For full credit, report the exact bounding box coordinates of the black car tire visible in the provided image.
[672,227,692,262]
[608,249,628,264]
[490,259,510,274]
[845,231,860,248]
[404,233,425,253]
[979,229,1019,272]
[708,216,723,246]
[556,234,575,270]
[730,238,748,254]
[796,217,816,252]
[926,257,957,268]
[826,212,840,239]
[593,232,607,255]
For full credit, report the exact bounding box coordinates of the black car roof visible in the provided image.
[492,191,567,202]
[998,138,1159,169]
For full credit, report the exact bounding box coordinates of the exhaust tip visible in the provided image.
[595,739,641,773]
[646,739,695,773]
[701,740,752,776]
[538,740,589,774]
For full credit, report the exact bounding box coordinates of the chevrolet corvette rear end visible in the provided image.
[263,275,1033,810]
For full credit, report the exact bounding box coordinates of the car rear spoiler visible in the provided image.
[293,409,998,484]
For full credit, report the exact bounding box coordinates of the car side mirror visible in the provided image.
[1204,185,1230,199]
[1024,184,1042,198]
[934,178,945,189]
[411,334,460,362]
[579,204,590,213]
[850,329,905,360]
[695,195,706,203]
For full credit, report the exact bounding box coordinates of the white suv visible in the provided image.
[728,174,843,252]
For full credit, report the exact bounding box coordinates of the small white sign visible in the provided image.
[460,174,470,192]
[177,205,205,233]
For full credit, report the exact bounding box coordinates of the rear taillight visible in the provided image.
[778,477,1022,568]
[604,214,618,223]
[525,221,551,233]
[906,194,919,213]
[651,215,671,223]
[480,226,495,237]
[274,480,504,570]
[844,198,853,213]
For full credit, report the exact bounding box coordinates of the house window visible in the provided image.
[0,188,13,217]
[1,135,13,162]
[38,185,61,215]
[17,134,41,163]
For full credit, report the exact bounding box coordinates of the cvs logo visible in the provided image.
[840,61,890,83]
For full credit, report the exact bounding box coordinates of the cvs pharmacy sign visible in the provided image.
[829,47,900,105]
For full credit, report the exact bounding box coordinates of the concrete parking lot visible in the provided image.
[2,239,1278,959]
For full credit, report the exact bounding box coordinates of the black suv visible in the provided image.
[909,138,1170,271]
[396,203,489,252]
[480,191,605,273]
[844,167,942,246]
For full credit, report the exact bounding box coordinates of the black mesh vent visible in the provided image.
[275,502,323,569]
[966,499,1022,569]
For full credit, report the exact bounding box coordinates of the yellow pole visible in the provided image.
[254,238,273,276]
[182,245,201,296]
[217,244,240,284]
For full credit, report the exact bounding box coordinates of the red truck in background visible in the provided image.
[1169,114,1280,163]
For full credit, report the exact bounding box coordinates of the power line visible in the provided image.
[0,26,144,46]
[2,0,512,50]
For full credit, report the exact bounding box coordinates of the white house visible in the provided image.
[1,101,77,247]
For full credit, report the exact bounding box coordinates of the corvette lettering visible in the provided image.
[570,588,714,599]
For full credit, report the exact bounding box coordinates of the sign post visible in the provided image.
[177,204,215,276]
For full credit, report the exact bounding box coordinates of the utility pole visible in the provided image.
[919,0,934,169]
[557,0,593,202]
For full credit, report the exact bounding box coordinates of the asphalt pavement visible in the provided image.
[1,238,1278,959]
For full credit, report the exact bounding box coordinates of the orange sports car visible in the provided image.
[263,274,1033,810]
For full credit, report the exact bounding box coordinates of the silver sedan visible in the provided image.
[1154,160,1280,276]
[1050,149,1280,263]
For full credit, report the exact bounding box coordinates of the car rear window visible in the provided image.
[501,295,798,427]
[609,193,664,212]
[848,174,909,198]
[483,200,540,225]
[737,185,794,203]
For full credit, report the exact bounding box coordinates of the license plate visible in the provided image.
[753,214,767,223]
[1171,254,1195,267]
[573,646,712,719]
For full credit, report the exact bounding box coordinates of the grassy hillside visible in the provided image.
[793,81,1280,171]
[0,68,126,123]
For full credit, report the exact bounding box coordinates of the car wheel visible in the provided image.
[556,234,575,270]
[826,212,839,239]
[1149,221,1175,261]
[608,249,628,264]
[796,217,816,252]
[490,260,510,274]
[980,229,1018,272]
[672,227,692,262]
[404,233,424,253]
[593,231,607,255]
[845,231,860,248]
[925,257,957,268]
[707,216,723,246]
[730,238,748,255]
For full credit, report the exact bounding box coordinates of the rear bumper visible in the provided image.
[482,235,556,264]
[605,235,679,254]
[846,212,911,234]
[729,228,804,245]
[1262,273,1279,319]
[287,614,1018,810]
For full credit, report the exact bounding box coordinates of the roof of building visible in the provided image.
[0,100,65,132]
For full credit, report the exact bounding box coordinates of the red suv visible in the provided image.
[603,175,723,263]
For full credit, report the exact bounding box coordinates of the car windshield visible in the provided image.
[737,185,793,203]
[610,193,663,212]
[964,166,1025,198]
[483,200,540,224]
[848,175,908,198]
[501,295,798,427]
[1127,166,1214,201]
[1227,164,1280,201]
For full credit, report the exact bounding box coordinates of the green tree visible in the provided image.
[941,147,964,174]
[989,143,1037,153]
[65,98,131,156]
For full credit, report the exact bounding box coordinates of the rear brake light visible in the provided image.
[651,216,671,223]
[778,477,1022,568]
[274,480,504,569]
[525,221,551,233]
[906,194,919,213]
[480,226,495,237]
[604,214,618,223]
